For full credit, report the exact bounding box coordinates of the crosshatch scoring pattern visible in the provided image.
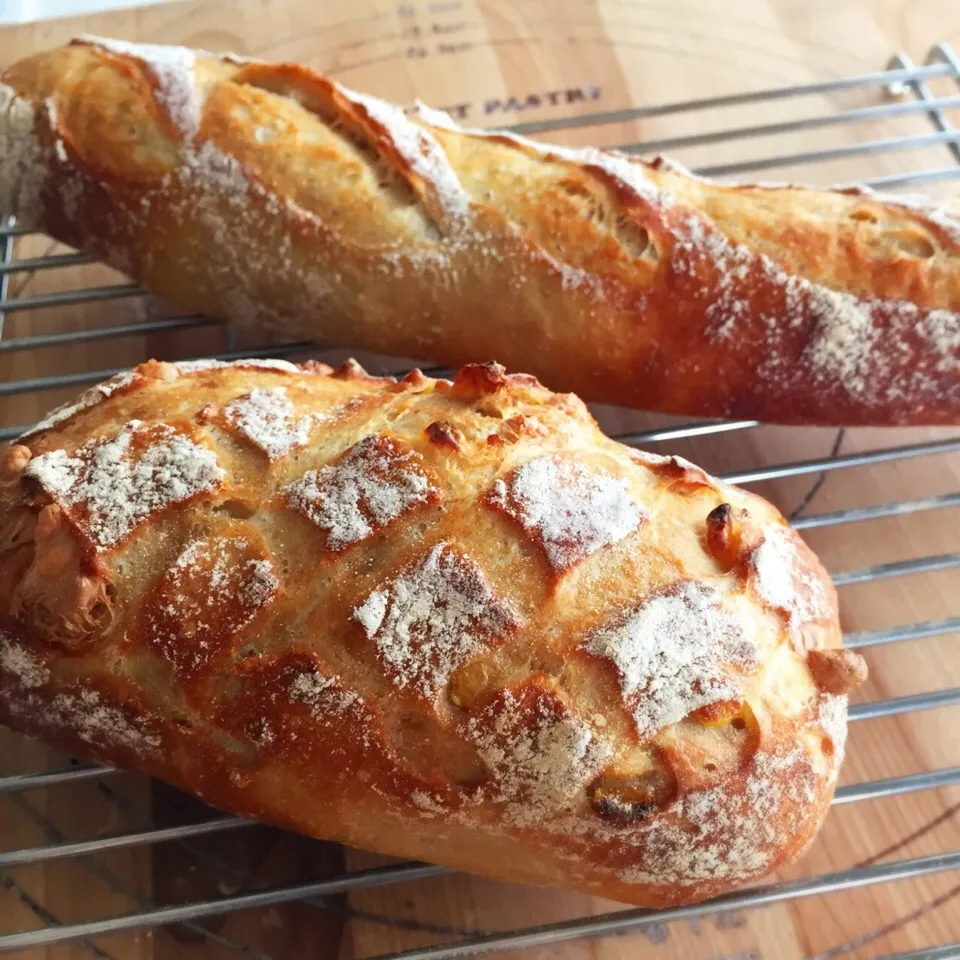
[0,40,959,960]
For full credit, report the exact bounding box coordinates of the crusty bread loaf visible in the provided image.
[0,357,865,907]
[1,36,958,425]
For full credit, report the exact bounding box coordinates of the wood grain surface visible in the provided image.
[1,1,959,958]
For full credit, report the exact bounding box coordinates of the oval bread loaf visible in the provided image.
[0,358,866,907]
[1,37,959,425]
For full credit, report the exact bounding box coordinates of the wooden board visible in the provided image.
[1,1,959,958]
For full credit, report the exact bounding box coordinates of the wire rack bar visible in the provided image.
[861,165,960,189]
[893,50,960,165]
[845,617,960,650]
[0,862,448,952]
[0,315,219,352]
[507,62,958,135]
[878,947,960,960]
[832,552,960,587]
[613,419,759,444]
[0,221,30,239]
[863,167,957,193]
[0,817,250,869]
[617,93,960,155]
[935,40,960,79]
[1,283,145,312]
[848,687,960,722]
[792,493,960,530]
[0,218,13,342]
[833,766,960,805]
[0,251,90,275]
[0,764,113,794]
[722,438,960,485]
[1,843,957,956]
[696,128,960,178]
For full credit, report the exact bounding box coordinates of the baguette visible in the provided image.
[1,37,959,425]
[0,357,865,907]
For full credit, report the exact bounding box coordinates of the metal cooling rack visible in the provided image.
[1,42,960,960]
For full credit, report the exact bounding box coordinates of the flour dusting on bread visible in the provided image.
[675,213,958,403]
[584,582,758,739]
[618,748,815,887]
[222,387,316,459]
[24,422,225,548]
[78,36,201,137]
[18,372,137,441]
[52,689,161,751]
[921,309,960,372]
[287,435,438,550]
[752,526,831,628]
[0,634,49,689]
[341,85,472,219]
[289,670,361,717]
[168,538,278,618]
[3,686,160,753]
[488,455,645,573]
[355,542,520,700]
[466,684,612,825]
[176,358,301,374]
[815,693,848,770]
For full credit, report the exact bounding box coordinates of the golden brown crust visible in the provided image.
[0,358,862,907]
[1,38,958,425]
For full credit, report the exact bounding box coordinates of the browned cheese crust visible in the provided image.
[0,357,866,907]
[1,37,958,425]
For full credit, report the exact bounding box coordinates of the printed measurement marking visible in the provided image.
[423,85,604,121]
[437,40,472,55]
[396,0,464,13]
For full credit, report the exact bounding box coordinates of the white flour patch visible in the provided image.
[354,542,520,700]
[751,525,831,629]
[673,213,958,404]
[53,689,159,751]
[288,670,360,717]
[221,386,315,459]
[803,284,878,397]
[24,421,225,549]
[11,688,161,753]
[583,581,757,739]
[489,456,645,573]
[466,687,612,825]
[175,358,301,374]
[286,435,437,550]
[0,634,49,689]
[920,309,960,373]
[410,790,447,816]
